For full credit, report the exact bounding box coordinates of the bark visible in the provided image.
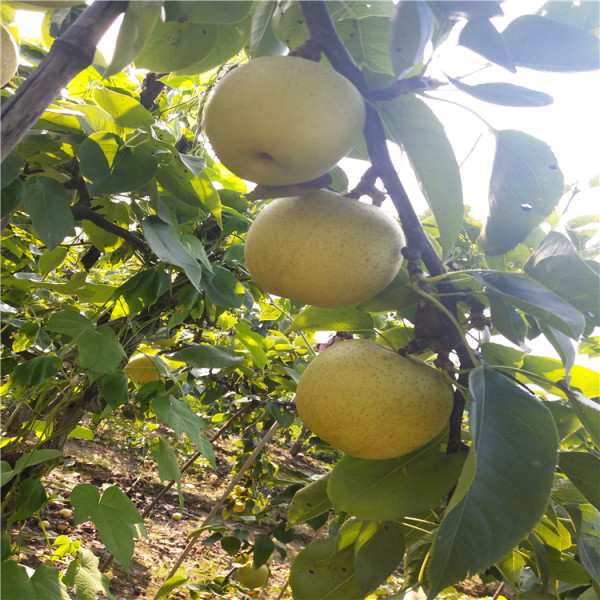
[1,0,127,162]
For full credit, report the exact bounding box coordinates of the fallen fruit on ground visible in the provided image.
[204,55,365,185]
[1,24,18,87]
[235,561,270,590]
[124,354,165,384]
[244,190,405,308]
[295,339,453,459]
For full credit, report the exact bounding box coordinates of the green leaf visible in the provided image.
[539,323,576,375]
[567,390,600,448]
[201,266,245,309]
[78,325,126,374]
[524,231,600,326]
[474,271,585,339]
[101,371,129,409]
[380,95,463,258]
[430,1,504,20]
[448,77,553,107]
[170,344,243,369]
[576,504,600,584]
[70,484,147,573]
[141,216,202,293]
[23,177,73,251]
[289,537,364,600]
[63,547,116,600]
[47,310,93,337]
[537,0,599,32]
[487,292,528,347]
[458,17,515,72]
[0,562,71,600]
[253,533,275,569]
[11,355,60,387]
[157,575,188,599]
[234,321,268,369]
[7,479,48,526]
[288,306,375,333]
[328,447,466,521]
[38,246,68,277]
[12,322,40,352]
[248,0,286,58]
[1,462,15,487]
[1,151,24,188]
[479,130,564,255]
[155,153,208,208]
[165,0,251,24]
[93,87,154,130]
[111,268,169,319]
[151,436,183,511]
[354,522,405,594]
[152,395,215,467]
[1,178,24,217]
[559,452,600,511]
[79,133,157,195]
[135,19,219,72]
[544,544,590,586]
[104,1,163,78]
[176,21,251,77]
[503,14,600,72]
[522,356,599,399]
[288,473,332,527]
[388,1,434,77]
[14,449,62,474]
[427,368,559,598]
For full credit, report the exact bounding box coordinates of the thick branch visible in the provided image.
[71,202,148,252]
[1,0,127,161]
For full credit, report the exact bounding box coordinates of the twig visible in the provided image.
[151,421,280,600]
[1,1,128,161]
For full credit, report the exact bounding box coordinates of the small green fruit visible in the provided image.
[235,561,269,590]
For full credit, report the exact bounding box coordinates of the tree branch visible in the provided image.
[1,0,127,161]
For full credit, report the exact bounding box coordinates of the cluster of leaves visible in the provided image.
[1,1,599,599]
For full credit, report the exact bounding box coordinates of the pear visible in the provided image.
[244,190,405,308]
[235,561,270,590]
[1,24,18,87]
[124,354,166,384]
[204,56,365,186]
[295,339,453,459]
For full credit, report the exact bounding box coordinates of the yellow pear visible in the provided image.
[1,24,18,87]
[235,561,270,590]
[204,56,365,186]
[244,190,405,308]
[295,339,453,459]
[124,354,166,384]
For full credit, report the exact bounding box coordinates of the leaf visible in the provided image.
[473,271,585,339]
[479,130,564,255]
[538,0,599,33]
[448,77,553,107]
[7,479,48,526]
[170,344,243,369]
[157,575,188,599]
[458,17,515,72]
[430,1,504,20]
[503,14,600,72]
[11,355,60,387]
[164,0,251,24]
[141,216,202,293]
[78,325,126,374]
[576,504,600,584]
[522,356,599,399]
[151,436,183,511]
[101,371,129,409]
[539,323,576,376]
[248,0,286,58]
[111,268,169,319]
[524,231,600,326]
[201,266,245,309]
[135,19,219,73]
[70,484,147,573]
[79,133,157,195]
[104,1,163,78]
[63,547,116,600]
[567,390,600,448]
[0,562,71,600]
[152,395,215,467]
[23,177,73,251]
[354,522,405,594]
[289,537,364,600]
[288,306,375,333]
[380,95,463,258]
[389,0,434,77]
[1,150,24,188]
[234,321,268,368]
[47,310,93,337]
[328,448,466,521]
[427,368,559,598]
[14,449,62,474]
[288,473,332,527]
[559,452,600,511]
[93,87,154,130]
[38,246,68,277]
[253,533,275,569]
[487,292,528,347]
